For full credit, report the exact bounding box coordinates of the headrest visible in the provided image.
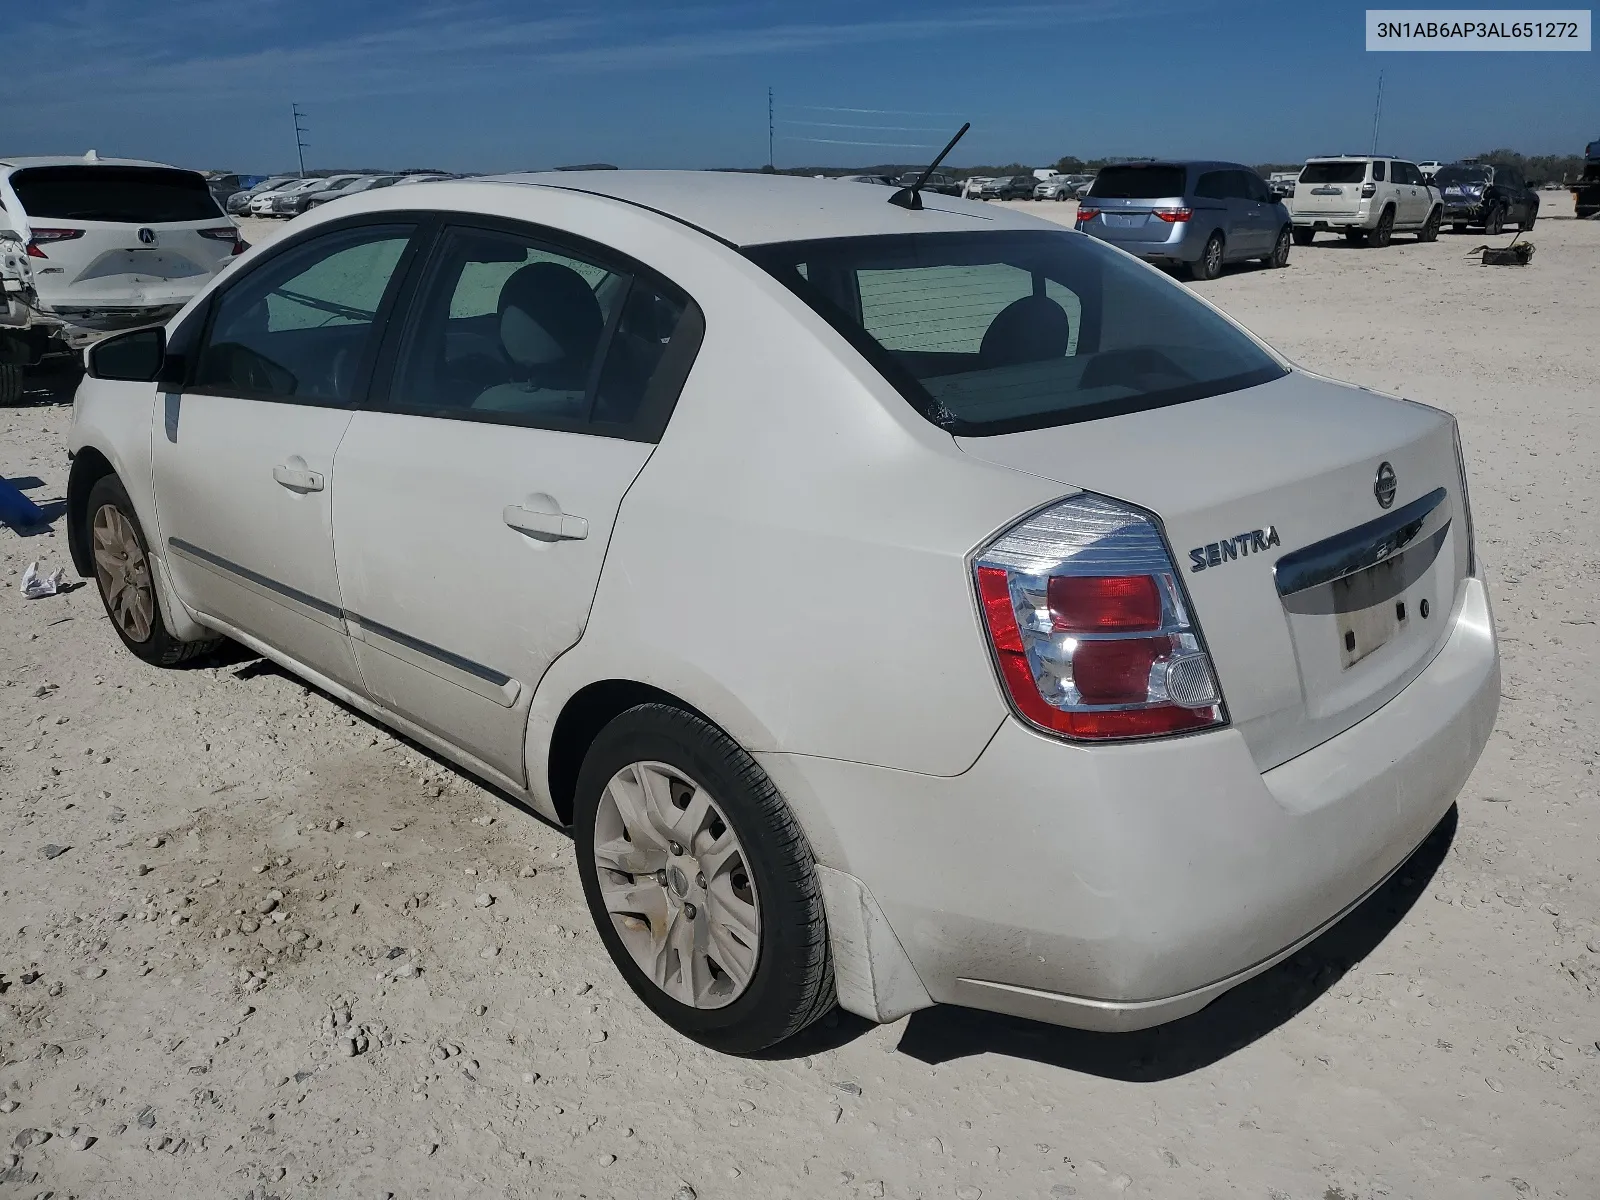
[978,294,1072,370]
[497,261,604,369]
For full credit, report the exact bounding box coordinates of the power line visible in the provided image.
[780,120,953,133]
[780,136,939,148]
[785,104,970,118]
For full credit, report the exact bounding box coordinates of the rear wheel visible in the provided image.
[1344,228,1368,245]
[1291,227,1315,246]
[0,362,22,407]
[1519,204,1536,230]
[1451,222,1468,233]
[1188,232,1225,281]
[1369,206,1394,247]
[574,704,835,1054]
[1483,204,1504,236]
[84,475,221,667]
[1266,226,1291,268]
[1418,206,1442,242]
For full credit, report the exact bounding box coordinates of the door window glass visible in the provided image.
[191,224,413,405]
[1194,172,1227,200]
[1372,160,1387,182]
[389,225,701,437]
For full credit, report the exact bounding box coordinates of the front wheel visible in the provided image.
[574,704,835,1054]
[1418,206,1442,242]
[1188,233,1224,281]
[1483,204,1504,236]
[1266,226,1291,268]
[84,475,221,667]
[1519,205,1536,230]
[1292,227,1315,246]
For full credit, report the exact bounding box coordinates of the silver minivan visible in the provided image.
[1075,160,1291,281]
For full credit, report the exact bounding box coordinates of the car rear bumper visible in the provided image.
[1292,214,1375,231]
[1078,222,1205,263]
[764,576,1498,1032]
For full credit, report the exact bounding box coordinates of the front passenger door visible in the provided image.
[152,222,419,690]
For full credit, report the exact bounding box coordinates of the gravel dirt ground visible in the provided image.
[2,193,1596,1200]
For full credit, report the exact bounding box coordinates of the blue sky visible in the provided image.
[9,1,1596,172]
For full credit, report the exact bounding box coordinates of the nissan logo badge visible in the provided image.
[137,228,156,245]
[1374,461,1397,509]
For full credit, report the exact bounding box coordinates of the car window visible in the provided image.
[190,224,415,406]
[1089,166,1187,199]
[746,230,1284,437]
[9,166,223,223]
[1247,172,1274,202]
[1372,160,1386,183]
[387,224,702,438]
[1194,171,1227,200]
[1299,161,1366,185]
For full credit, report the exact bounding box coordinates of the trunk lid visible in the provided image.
[956,371,1470,771]
[25,219,230,312]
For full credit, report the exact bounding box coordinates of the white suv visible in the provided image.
[0,154,241,404]
[1290,156,1442,247]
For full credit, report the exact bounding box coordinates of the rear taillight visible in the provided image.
[25,228,84,258]
[198,226,240,242]
[1361,182,1377,198]
[974,493,1225,741]
[1075,206,1099,222]
[1152,207,1193,223]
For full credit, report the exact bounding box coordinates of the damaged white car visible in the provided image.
[0,153,242,404]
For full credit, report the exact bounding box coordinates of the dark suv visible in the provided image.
[891,170,961,196]
[1435,162,1538,234]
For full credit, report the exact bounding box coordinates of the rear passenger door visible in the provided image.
[1220,171,1269,256]
[330,220,703,785]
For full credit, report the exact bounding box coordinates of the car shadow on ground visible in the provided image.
[890,804,1458,1079]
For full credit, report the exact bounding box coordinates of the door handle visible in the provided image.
[504,504,588,541]
[273,463,324,492]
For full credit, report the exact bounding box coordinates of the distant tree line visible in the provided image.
[757,147,1591,185]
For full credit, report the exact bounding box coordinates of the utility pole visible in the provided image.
[292,103,309,177]
[1370,71,1384,156]
[767,87,774,170]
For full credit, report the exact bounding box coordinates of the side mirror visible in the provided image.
[86,327,166,382]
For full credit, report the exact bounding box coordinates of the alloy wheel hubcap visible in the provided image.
[592,761,760,1009]
[91,504,154,643]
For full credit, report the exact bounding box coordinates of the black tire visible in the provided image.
[1483,204,1504,236]
[1418,206,1442,243]
[1291,227,1315,246]
[574,704,835,1055]
[1187,232,1224,280]
[1519,204,1536,230]
[1369,206,1394,247]
[1344,228,1368,245]
[0,362,22,407]
[83,475,222,667]
[1452,222,1468,233]
[1265,226,1291,268]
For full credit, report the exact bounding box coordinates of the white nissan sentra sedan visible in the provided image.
[66,172,1499,1054]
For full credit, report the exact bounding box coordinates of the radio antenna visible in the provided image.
[888,122,970,210]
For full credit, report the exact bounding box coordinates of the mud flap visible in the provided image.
[815,865,933,1024]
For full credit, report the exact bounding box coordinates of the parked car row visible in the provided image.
[232,172,456,218]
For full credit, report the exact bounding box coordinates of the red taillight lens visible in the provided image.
[25,228,83,258]
[1076,206,1099,221]
[1152,207,1192,223]
[1048,574,1162,632]
[974,494,1225,742]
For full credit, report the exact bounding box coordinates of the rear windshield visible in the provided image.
[745,230,1286,436]
[1433,165,1491,185]
[1299,161,1367,185]
[10,166,223,223]
[1088,166,1187,199]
